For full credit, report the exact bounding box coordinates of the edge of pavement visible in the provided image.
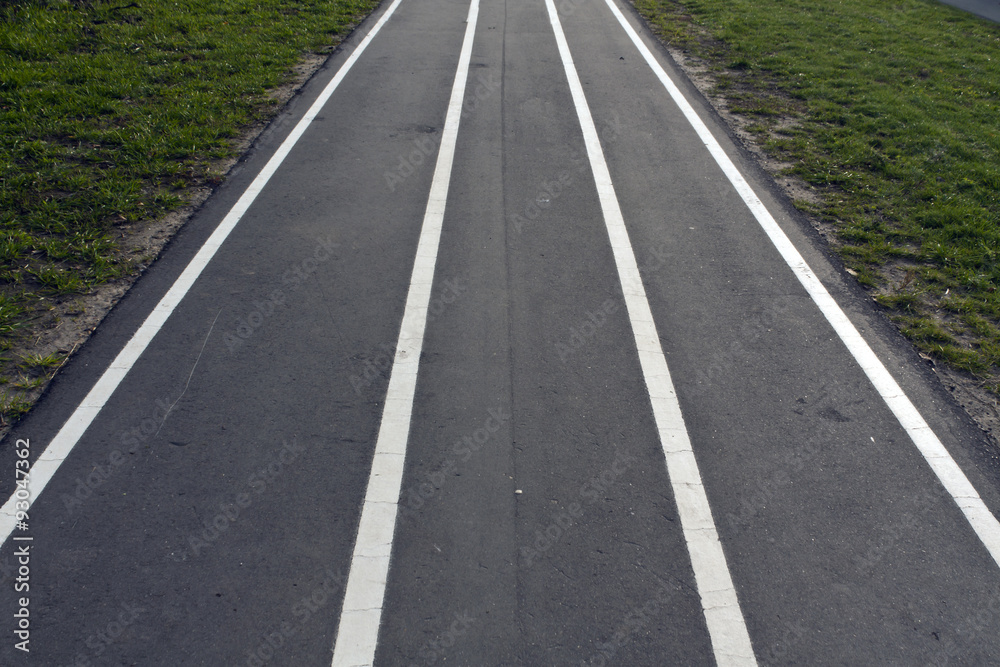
[0,0,393,443]
[613,0,1000,464]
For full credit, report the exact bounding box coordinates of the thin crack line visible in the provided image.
[156,309,222,437]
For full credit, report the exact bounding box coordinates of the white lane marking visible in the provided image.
[329,0,480,664]
[544,2,757,665]
[0,0,407,546]
[602,0,1000,565]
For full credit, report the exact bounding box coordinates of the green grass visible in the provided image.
[0,392,32,425]
[0,0,379,424]
[18,351,63,370]
[634,0,1000,386]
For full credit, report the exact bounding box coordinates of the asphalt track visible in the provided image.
[938,0,1000,23]
[2,0,1000,664]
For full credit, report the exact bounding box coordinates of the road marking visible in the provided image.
[0,0,407,547]
[602,0,1000,566]
[544,2,758,665]
[329,0,480,664]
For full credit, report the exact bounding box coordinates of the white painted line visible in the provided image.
[329,0,480,664]
[544,2,757,665]
[0,0,407,546]
[602,0,1000,566]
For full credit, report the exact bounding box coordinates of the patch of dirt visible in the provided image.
[934,364,1000,443]
[663,44,824,210]
[869,261,1000,441]
[0,45,344,440]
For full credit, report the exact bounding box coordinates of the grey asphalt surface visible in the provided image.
[939,0,1000,22]
[2,0,1000,664]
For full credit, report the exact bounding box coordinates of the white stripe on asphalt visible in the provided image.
[544,2,758,665]
[602,0,1000,566]
[0,0,407,546]
[329,0,480,664]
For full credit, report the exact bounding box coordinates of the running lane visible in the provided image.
[1,0,1000,665]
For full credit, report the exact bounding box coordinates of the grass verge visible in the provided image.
[0,0,379,426]
[633,0,1000,392]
